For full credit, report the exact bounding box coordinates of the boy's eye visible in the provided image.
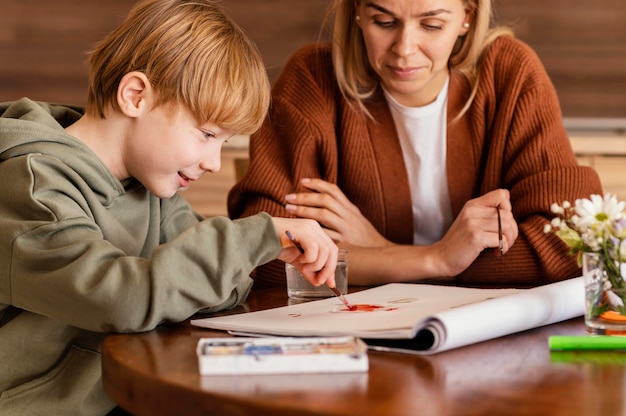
[201,130,216,140]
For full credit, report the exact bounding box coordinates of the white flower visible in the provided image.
[550,203,564,215]
[552,194,626,319]
[546,193,626,272]
[573,193,625,230]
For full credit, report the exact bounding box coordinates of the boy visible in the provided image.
[0,0,337,414]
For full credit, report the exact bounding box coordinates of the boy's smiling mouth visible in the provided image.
[178,172,193,188]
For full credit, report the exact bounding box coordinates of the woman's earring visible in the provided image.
[355,15,361,22]
[463,22,469,28]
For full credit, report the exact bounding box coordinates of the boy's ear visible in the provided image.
[117,71,152,117]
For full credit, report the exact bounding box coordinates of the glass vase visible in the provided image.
[583,252,626,335]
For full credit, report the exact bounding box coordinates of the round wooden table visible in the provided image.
[102,288,626,415]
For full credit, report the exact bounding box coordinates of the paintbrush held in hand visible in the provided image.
[285,230,353,310]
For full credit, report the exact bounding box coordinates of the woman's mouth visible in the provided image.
[388,65,421,78]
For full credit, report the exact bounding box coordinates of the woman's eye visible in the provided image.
[421,19,444,31]
[374,19,396,29]
[422,23,443,31]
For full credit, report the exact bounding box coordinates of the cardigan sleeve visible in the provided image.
[2,152,282,332]
[456,37,603,286]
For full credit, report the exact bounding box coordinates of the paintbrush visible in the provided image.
[285,230,353,309]
[496,206,503,256]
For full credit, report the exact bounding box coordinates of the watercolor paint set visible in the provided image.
[196,336,369,375]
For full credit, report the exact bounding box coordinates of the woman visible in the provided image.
[228,0,602,288]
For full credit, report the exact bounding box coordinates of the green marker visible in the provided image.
[549,335,626,351]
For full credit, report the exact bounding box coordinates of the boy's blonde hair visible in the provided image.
[327,0,512,119]
[86,0,270,135]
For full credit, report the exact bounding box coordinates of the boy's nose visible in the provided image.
[200,152,221,173]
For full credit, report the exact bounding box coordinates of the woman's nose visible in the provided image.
[392,26,419,57]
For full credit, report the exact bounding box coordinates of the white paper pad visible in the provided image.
[192,277,584,354]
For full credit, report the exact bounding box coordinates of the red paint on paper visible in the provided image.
[341,304,397,312]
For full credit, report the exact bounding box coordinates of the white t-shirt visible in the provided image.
[383,79,453,245]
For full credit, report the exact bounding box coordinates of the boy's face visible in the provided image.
[124,103,232,199]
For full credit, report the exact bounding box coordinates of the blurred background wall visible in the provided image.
[1,0,625,120]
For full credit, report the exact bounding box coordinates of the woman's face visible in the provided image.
[356,0,470,107]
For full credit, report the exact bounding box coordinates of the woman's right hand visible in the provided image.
[433,189,518,277]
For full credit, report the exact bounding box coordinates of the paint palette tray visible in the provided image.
[196,336,368,375]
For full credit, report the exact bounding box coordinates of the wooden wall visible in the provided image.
[0,0,327,106]
[495,0,626,120]
[1,0,625,119]
[0,0,132,107]
[2,0,624,217]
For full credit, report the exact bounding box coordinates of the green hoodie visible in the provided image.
[0,98,280,415]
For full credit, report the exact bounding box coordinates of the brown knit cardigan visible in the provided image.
[228,36,603,289]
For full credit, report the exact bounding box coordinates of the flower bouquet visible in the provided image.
[544,193,626,334]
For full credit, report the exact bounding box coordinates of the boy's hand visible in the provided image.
[271,217,338,287]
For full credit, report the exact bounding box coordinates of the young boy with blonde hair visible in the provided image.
[0,0,337,414]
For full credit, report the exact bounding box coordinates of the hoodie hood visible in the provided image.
[0,98,127,201]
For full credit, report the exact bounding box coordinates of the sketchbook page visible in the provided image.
[421,276,584,354]
[191,283,518,339]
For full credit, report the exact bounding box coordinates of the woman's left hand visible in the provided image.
[284,178,391,247]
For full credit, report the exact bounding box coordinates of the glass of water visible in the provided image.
[285,249,348,300]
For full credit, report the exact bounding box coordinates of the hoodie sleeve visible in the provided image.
[0,152,281,333]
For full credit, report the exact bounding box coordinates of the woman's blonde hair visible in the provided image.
[327,0,512,119]
[86,0,270,135]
